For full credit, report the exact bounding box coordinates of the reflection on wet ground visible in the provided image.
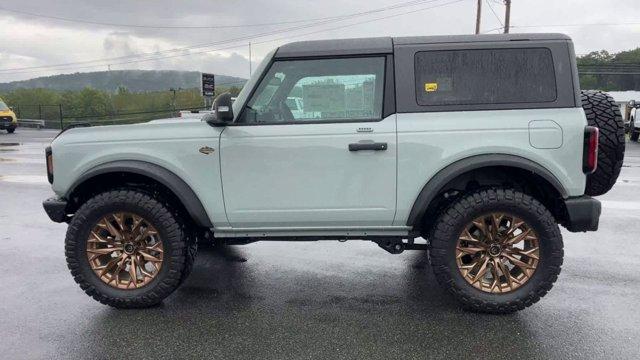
[1,129,640,359]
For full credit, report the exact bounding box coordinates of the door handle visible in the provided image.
[348,142,388,151]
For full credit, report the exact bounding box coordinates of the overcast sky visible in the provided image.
[0,0,639,83]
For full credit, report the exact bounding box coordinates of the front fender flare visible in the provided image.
[66,160,213,228]
[406,154,568,229]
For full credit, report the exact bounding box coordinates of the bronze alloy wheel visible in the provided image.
[86,212,164,289]
[456,212,540,293]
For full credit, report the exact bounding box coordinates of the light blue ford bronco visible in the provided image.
[43,33,625,313]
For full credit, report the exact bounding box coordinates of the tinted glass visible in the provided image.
[414,48,557,106]
[239,57,385,124]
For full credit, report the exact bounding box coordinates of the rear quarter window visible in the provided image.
[414,48,557,106]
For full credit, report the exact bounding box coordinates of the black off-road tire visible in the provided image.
[429,188,564,314]
[65,190,190,308]
[580,90,625,196]
[7,127,15,134]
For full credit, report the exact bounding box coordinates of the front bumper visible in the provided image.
[43,197,68,223]
[0,117,16,129]
[563,196,601,232]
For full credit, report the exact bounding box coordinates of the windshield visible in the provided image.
[232,49,276,117]
[0,101,8,111]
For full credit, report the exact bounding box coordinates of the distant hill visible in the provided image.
[0,70,246,92]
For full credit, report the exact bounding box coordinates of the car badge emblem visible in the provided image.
[199,146,215,155]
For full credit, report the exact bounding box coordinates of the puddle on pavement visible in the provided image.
[0,175,48,184]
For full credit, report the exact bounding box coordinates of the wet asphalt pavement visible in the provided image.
[1,128,639,359]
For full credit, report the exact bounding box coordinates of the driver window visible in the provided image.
[239,57,385,124]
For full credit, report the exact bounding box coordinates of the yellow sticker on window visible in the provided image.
[425,83,438,92]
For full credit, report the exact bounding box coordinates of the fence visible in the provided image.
[13,104,64,129]
[12,104,208,130]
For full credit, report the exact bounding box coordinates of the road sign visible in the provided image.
[202,73,215,97]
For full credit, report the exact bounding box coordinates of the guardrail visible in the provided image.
[17,119,46,129]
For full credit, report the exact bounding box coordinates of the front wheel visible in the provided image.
[429,188,564,314]
[7,126,15,133]
[65,190,191,308]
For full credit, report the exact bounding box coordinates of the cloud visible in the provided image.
[103,32,139,57]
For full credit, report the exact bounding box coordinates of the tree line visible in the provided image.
[577,48,640,91]
[2,46,640,127]
[0,85,241,127]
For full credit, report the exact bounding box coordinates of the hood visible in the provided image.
[147,117,202,124]
[53,117,218,147]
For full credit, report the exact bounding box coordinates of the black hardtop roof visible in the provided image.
[274,33,571,58]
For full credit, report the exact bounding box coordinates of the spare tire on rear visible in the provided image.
[580,90,625,196]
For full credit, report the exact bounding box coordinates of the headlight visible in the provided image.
[45,146,54,184]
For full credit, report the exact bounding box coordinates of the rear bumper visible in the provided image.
[563,196,601,232]
[43,197,68,223]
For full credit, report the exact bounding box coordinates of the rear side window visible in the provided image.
[414,48,557,106]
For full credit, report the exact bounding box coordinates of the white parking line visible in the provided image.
[0,175,48,183]
[600,200,640,211]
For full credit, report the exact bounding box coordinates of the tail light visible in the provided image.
[583,126,599,174]
[45,146,54,184]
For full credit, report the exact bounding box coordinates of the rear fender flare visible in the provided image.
[406,154,568,229]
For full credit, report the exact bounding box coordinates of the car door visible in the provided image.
[219,56,397,228]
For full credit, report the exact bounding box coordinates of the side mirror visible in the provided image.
[206,92,234,126]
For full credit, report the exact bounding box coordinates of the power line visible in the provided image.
[0,0,445,73]
[485,0,503,26]
[0,0,464,76]
[512,22,640,29]
[481,26,503,33]
[0,0,437,29]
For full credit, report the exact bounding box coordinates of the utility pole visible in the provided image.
[248,42,252,76]
[170,88,181,114]
[503,0,511,33]
[475,0,482,34]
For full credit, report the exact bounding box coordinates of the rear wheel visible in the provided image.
[65,190,191,308]
[7,127,15,134]
[429,188,563,314]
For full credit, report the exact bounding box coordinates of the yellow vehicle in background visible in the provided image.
[0,97,17,133]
